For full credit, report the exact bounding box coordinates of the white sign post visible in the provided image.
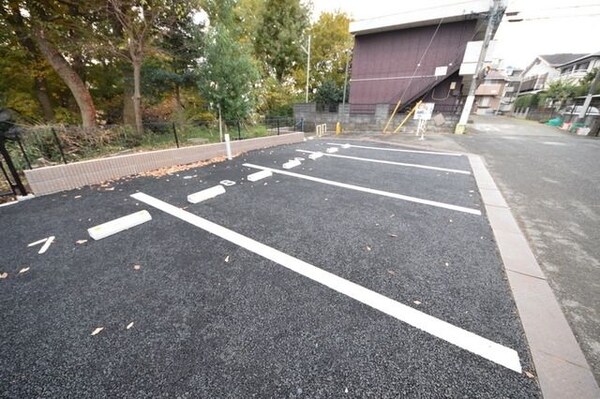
[413,102,435,140]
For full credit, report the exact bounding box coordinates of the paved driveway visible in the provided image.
[0,139,540,397]
[382,115,600,384]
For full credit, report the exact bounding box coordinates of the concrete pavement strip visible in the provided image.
[466,151,599,398]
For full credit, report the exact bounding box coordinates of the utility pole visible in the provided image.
[577,68,600,124]
[342,51,350,106]
[301,35,311,103]
[455,0,506,134]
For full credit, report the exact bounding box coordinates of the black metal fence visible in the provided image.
[5,117,298,171]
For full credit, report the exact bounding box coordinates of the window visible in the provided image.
[576,62,589,71]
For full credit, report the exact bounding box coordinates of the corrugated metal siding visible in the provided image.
[349,20,477,106]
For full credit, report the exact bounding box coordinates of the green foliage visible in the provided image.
[514,94,538,109]
[545,80,578,107]
[308,12,352,89]
[576,68,600,96]
[314,80,343,104]
[197,22,259,121]
[254,0,310,81]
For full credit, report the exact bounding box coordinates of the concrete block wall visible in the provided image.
[24,132,304,196]
[293,103,457,133]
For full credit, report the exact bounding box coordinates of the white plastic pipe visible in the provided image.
[225,134,232,160]
[187,185,226,204]
[88,210,152,240]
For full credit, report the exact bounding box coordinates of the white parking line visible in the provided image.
[243,163,481,215]
[327,143,463,156]
[130,192,521,373]
[296,150,471,175]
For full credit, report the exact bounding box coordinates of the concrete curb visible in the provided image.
[468,153,600,399]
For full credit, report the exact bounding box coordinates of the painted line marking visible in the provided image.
[130,192,521,373]
[242,163,481,215]
[542,141,568,146]
[38,236,55,254]
[28,238,48,247]
[28,236,55,254]
[297,150,471,175]
[327,143,463,156]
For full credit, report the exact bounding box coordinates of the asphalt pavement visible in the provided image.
[0,139,541,397]
[380,115,600,385]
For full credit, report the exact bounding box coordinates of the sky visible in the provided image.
[310,0,600,68]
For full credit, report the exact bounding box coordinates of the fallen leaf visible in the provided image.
[126,322,134,330]
[525,371,535,379]
[387,270,396,275]
[388,234,398,238]
[224,256,230,263]
[19,267,30,274]
[0,272,8,279]
[413,300,421,305]
[76,239,88,244]
[91,327,104,336]
[133,265,141,270]
[366,245,372,251]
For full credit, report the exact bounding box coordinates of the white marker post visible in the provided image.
[187,185,226,204]
[224,134,232,160]
[88,210,152,240]
[247,170,273,182]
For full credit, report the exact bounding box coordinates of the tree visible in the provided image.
[314,79,343,105]
[254,0,310,81]
[198,22,259,121]
[576,68,600,96]
[545,80,578,110]
[0,0,98,127]
[108,0,168,134]
[308,12,352,89]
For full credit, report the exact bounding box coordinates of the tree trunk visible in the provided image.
[175,84,184,109]
[33,76,55,122]
[132,59,143,134]
[31,28,96,128]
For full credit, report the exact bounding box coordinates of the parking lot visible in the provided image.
[0,139,541,397]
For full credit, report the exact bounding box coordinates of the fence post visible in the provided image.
[237,120,241,140]
[172,122,180,148]
[16,135,32,169]
[277,118,280,135]
[301,117,304,132]
[0,139,27,196]
[51,128,67,165]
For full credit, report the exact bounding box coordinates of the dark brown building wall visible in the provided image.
[349,20,477,106]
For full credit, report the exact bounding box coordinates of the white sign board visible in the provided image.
[459,40,497,75]
[434,66,448,77]
[414,103,435,120]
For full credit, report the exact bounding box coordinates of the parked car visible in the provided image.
[559,105,600,116]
